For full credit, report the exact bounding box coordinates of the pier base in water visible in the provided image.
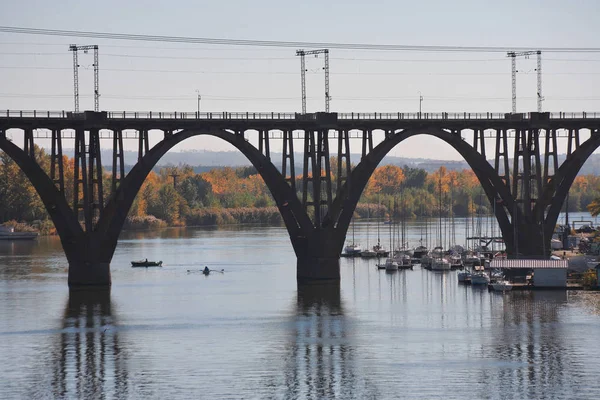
[68,262,112,288]
[297,257,340,282]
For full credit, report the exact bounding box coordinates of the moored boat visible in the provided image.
[431,257,451,271]
[470,271,490,285]
[0,226,38,241]
[343,244,362,257]
[457,270,472,283]
[383,258,399,271]
[490,280,513,292]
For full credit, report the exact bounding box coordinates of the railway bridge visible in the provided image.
[1,109,599,287]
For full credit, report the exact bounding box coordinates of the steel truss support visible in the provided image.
[302,130,333,227]
[494,128,510,189]
[361,130,373,159]
[512,129,542,220]
[138,129,149,161]
[543,129,559,185]
[73,129,89,231]
[281,130,296,192]
[112,130,125,193]
[337,129,351,199]
[567,128,580,158]
[473,129,486,158]
[302,130,317,218]
[316,130,333,226]
[50,129,65,193]
[23,128,34,159]
[88,129,104,225]
[258,130,271,160]
[72,129,103,232]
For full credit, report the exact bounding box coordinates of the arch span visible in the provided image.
[97,129,313,263]
[327,128,518,255]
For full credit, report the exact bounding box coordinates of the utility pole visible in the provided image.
[506,50,542,113]
[170,173,179,189]
[195,89,201,114]
[295,49,330,114]
[69,44,100,112]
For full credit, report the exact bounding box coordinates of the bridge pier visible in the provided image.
[68,261,111,288]
[295,230,342,282]
[64,236,113,288]
[512,222,552,259]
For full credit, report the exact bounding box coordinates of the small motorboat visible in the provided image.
[131,259,162,267]
[383,258,398,271]
[490,280,513,292]
[470,271,490,285]
[457,270,471,283]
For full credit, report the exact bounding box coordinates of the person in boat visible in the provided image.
[203,266,209,274]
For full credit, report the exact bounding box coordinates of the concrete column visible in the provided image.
[295,229,342,281]
[64,235,112,287]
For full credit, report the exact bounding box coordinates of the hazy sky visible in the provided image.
[1,0,599,159]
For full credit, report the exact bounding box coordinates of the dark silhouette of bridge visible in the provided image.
[1,110,599,287]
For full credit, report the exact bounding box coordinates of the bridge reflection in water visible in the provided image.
[479,291,589,399]
[264,283,379,399]
[49,290,129,399]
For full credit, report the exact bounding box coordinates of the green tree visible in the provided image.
[148,185,181,225]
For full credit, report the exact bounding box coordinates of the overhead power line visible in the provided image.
[0,65,597,76]
[1,26,600,53]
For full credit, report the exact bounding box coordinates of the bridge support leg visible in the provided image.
[66,236,112,288]
[68,261,111,288]
[295,230,342,282]
[512,222,551,259]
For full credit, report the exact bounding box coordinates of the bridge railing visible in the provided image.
[3,110,600,120]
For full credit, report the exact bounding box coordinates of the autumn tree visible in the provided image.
[365,165,405,195]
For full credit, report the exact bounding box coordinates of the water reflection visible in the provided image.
[49,290,128,399]
[275,283,378,399]
[481,292,581,399]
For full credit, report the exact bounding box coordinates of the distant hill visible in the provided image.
[93,149,600,175]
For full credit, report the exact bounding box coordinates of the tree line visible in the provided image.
[2,146,600,232]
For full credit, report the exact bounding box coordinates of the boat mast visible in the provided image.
[366,204,370,248]
[438,171,443,249]
[389,199,393,255]
[377,195,381,247]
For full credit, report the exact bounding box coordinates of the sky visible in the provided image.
[1,0,599,160]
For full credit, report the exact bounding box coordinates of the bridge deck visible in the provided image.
[2,110,600,132]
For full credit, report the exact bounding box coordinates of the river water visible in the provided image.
[1,216,600,399]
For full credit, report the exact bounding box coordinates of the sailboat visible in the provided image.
[361,205,377,258]
[372,197,389,257]
[343,211,362,256]
[429,170,451,271]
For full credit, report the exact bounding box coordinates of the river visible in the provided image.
[1,215,599,399]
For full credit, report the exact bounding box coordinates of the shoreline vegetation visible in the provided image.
[2,146,600,235]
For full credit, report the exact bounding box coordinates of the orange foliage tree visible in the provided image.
[365,165,405,195]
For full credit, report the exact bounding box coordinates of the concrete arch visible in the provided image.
[327,127,517,253]
[96,129,313,261]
